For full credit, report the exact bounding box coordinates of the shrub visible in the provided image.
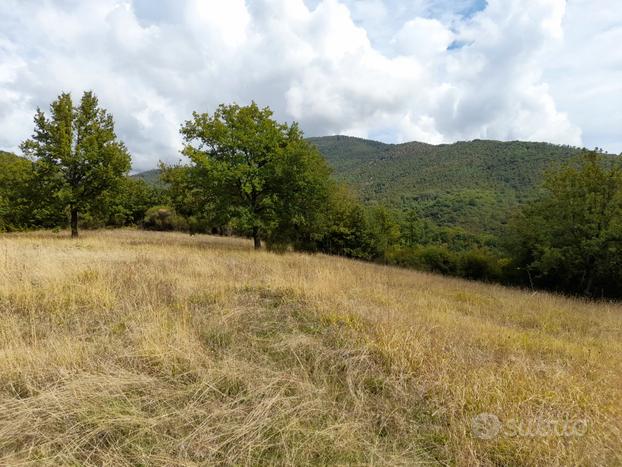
[143,206,188,231]
[458,249,501,281]
[414,245,460,275]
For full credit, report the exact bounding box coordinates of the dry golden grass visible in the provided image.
[0,229,620,465]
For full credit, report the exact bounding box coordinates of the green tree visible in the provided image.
[0,152,32,231]
[21,91,131,237]
[400,208,426,247]
[90,177,164,227]
[0,151,64,230]
[265,139,332,250]
[366,205,400,261]
[314,185,379,260]
[508,151,622,296]
[177,102,331,249]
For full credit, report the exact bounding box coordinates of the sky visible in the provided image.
[0,0,620,171]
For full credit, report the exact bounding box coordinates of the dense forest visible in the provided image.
[309,136,585,234]
[1,92,621,297]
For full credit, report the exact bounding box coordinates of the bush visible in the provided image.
[384,245,419,267]
[414,245,460,275]
[143,206,188,231]
[458,249,501,281]
[187,216,214,235]
[385,245,460,275]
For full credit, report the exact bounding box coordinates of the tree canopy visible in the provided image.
[171,102,332,249]
[508,151,622,296]
[20,91,131,237]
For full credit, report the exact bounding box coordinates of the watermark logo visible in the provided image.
[471,413,502,440]
[471,413,588,439]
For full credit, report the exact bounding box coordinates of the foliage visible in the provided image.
[507,151,622,297]
[131,169,167,188]
[143,205,188,231]
[309,136,584,235]
[364,205,401,261]
[398,207,498,251]
[135,135,592,238]
[388,244,459,275]
[386,244,502,281]
[311,185,380,260]
[172,102,332,248]
[458,248,503,281]
[20,91,131,236]
[263,139,333,250]
[0,151,67,230]
[0,152,33,231]
[89,177,165,228]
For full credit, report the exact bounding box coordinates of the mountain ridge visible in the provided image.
[304,136,587,233]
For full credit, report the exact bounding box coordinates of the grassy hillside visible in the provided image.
[309,136,583,233]
[0,230,620,465]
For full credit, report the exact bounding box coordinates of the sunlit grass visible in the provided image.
[0,229,620,465]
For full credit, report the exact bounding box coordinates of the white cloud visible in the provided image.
[0,0,619,171]
[393,18,454,58]
[431,0,582,145]
[542,0,622,152]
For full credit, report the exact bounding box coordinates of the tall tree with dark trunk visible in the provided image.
[21,91,131,237]
[176,102,331,249]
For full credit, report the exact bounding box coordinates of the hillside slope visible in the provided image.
[0,150,23,163]
[134,137,587,234]
[309,136,583,233]
[0,230,620,465]
[131,169,165,187]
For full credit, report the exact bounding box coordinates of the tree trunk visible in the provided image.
[582,258,596,297]
[71,208,79,238]
[252,226,261,250]
[583,273,594,297]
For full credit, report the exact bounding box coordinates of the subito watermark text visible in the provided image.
[471,413,588,440]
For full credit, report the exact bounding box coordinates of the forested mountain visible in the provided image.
[0,150,22,162]
[132,136,588,234]
[308,136,584,233]
[132,169,165,187]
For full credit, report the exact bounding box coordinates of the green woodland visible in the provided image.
[2,92,622,297]
[309,135,584,234]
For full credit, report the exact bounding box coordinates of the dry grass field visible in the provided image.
[0,230,620,465]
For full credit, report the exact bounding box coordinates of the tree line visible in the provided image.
[1,91,621,298]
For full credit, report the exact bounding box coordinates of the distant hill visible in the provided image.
[132,136,593,234]
[0,150,23,163]
[308,136,585,233]
[131,169,165,187]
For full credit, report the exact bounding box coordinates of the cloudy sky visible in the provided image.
[0,0,620,171]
